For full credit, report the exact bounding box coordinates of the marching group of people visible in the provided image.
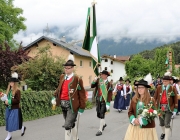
[1,53,180,140]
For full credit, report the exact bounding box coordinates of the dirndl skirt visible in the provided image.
[5,108,23,132]
[124,124,158,140]
[125,94,130,106]
[113,91,126,110]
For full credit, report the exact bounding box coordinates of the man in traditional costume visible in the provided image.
[53,53,86,140]
[154,72,178,140]
[113,77,126,112]
[125,79,132,110]
[91,70,113,136]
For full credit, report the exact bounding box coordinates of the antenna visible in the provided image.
[43,23,51,37]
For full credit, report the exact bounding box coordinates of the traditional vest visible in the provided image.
[160,90,168,104]
[60,77,73,100]
[126,85,130,93]
[117,84,123,91]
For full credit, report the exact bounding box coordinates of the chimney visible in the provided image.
[60,36,66,42]
[114,54,116,58]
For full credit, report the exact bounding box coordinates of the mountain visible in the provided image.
[98,38,177,56]
[139,41,180,64]
[44,26,180,56]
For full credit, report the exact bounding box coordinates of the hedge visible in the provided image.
[0,90,93,126]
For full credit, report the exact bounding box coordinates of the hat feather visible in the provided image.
[11,72,18,79]
[68,53,74,62]
[144,73,152,85]
[164,71,171,76]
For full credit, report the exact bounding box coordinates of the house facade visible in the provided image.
[101,55,128,82]
[24,36,95,87]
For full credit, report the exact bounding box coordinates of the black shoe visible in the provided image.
[102,124,107,131]
[160,133,165,139]
[96,131,102,136]
[118,110,122,113]
[6,137,12,140]
[62,125,65,128]
[176,113,179,115]
[21,126,26,136]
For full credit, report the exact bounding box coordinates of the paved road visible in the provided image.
[0,102,180,140]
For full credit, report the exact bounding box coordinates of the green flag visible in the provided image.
[165,57,169,69]
[82,3,101,76]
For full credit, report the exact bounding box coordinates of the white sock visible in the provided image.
[5,132,11,140]
[161,126,165,134]
[99,119,104,132]
[165,128,170,140]
[65,130,71,140]
[21,126,25,133]
[103,119,106,125]
[72,126,78,140]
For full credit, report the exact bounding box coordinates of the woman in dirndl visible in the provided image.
[125,79,132,110]
[113,77,126,113]
[124,79,158,140]
[0,72,26,140]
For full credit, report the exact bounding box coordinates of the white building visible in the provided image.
[101,55,130,83]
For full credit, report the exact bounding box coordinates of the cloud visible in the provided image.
[13,0,180,46]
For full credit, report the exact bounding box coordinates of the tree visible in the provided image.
[0,43,30,89]
[125,54,155,79]
[0,0,26,45]
[13,45,65,91]
[154,47,175,77]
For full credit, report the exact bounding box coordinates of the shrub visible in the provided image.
[0,90,62,126]
[0,90,94,126]
[12,45,65,91]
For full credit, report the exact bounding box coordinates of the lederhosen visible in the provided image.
[60,78,77,130]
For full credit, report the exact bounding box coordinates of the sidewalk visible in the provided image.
[0,102,180,140]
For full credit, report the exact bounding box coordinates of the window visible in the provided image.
[105,67,107,70]
[111,70,113,73]
[105,59,108,62]
[89,76,92,84]
[111,61,113,65]
[89,62,92,67]
[80,60,83,66]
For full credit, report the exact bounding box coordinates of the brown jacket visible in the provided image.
[54,74,86,113]
[6,90,21,109]
[154,85,178,112]
[91,78,113,104]
[128,97,156,128]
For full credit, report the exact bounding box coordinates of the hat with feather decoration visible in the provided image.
[63,52,76,66]
[9,72,19,82]
[163,71,172,80]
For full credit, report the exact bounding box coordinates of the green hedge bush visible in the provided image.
[0,90,93,126]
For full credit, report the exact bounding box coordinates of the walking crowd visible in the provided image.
[1,54,180,140]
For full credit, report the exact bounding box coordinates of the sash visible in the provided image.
[99,78,108,103]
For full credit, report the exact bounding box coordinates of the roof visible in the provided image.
[101,55,125,64]
[24,36,91,57]
[116,56,130,61]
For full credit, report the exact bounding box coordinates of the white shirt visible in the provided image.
[125,84,132,94]
[175,83,180,95]
[113,83,126,95]
[65,73,74,80]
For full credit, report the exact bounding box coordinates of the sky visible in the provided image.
[13,0,180,46]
